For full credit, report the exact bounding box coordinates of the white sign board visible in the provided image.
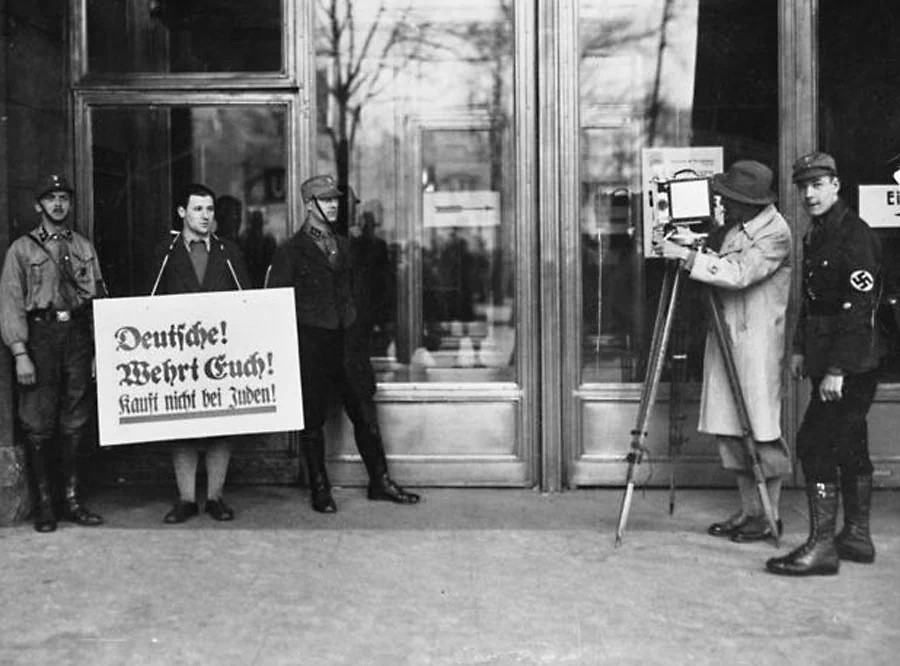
[93,288,304,446]
[858,185,900,228]
[640,146,723,256]
[423,191,500,228]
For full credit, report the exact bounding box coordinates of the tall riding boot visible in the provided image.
[26,438,57,533]
[835,475,876,563]
[353,418,420,505]
[301,429,336,513]
[766,482,839,576]
[60,434,103,526]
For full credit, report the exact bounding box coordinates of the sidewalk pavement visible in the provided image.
[0,486,898,666]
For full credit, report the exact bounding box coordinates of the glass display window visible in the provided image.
[84,103,290,297]
[314,0,518,383]
[84,0,284,75]
[577,0,778,385]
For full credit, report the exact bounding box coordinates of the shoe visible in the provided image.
[731,517,783,543]
[163,500,199,524]
[707,513,752,537]
[367,474,420,504]
[311,484,337,514]
[32,501,57,533]
[204,498,235,521]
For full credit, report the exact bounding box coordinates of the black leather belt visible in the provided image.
[28,306,90,323]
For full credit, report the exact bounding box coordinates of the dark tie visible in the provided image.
[50,234,79,309]
[189,240,209,284]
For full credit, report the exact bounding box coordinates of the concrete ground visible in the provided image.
[0,486,898,666]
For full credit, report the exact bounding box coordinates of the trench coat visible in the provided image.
[688,204,792,442]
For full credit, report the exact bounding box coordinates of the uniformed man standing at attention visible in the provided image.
[0,174,106,532]
[267,175,420,513]
[767,152,882,576]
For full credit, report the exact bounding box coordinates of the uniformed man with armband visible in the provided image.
[767,152,882,577]
[0,174,106,532]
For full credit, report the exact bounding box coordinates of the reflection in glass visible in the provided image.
[315,0,516,383]
[578,0,777,384]
[90,106,286,297]
[87,0,282,74]
[418,129,514,382]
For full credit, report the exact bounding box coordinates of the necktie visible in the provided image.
[189,240,209,284]
[50,234,79,309]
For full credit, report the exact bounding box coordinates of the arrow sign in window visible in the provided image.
[424,191,501,228]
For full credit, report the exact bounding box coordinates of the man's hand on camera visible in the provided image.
[655,238,691,261]
[671,226,707,246]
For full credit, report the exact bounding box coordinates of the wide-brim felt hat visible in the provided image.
[711,160,777,205]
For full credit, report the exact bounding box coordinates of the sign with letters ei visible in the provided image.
[858,185,900,228]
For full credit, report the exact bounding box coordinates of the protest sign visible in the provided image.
[93,288,303,445]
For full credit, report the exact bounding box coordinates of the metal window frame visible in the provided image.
[71,0,301,89]
[72,90,303,245]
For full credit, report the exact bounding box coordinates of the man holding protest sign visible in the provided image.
[0,173,106,532]
[268,175,419,513]
[150,183,251,524]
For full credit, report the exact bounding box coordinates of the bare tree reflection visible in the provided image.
[316,0,439,233]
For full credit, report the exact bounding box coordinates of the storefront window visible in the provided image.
[578,0,778,384]
[86,0,283,74]
[315,0,516,383]
[90,105,287,297]
[818,0,900,382]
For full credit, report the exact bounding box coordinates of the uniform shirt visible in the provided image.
[793,199,881,376]
[267,218,356,330]
[0,225,104,348]
[304,221,339,265]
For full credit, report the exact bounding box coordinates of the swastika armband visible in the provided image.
[849,270,874,293]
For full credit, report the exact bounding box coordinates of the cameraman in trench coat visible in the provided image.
[657,160,792,543]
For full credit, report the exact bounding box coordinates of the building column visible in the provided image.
[779,0,818,485]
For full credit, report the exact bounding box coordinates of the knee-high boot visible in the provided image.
[26,437,56,533]
[60,433,103,526]
[352,415,419,505]
[301,429,336,513]
[766,482,839,576]
[835,475,875,563]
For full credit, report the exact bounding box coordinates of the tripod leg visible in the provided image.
[615,262,683,546]
[668,351,688,515]
[704,289,780,547]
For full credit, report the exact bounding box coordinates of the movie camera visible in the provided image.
[649,171,718,253]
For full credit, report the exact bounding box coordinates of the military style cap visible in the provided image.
[792,151,838,183]
[34,173,74,199]
[300,175,342,202]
